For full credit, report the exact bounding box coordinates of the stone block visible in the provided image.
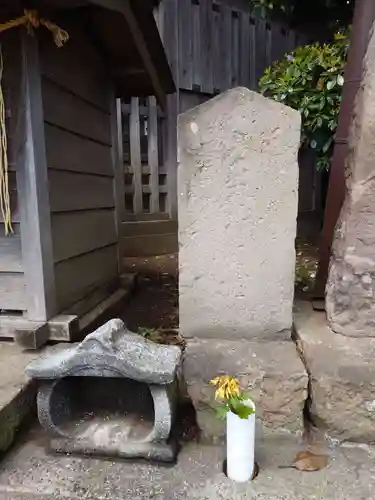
[178,87,300,340]
[326,25,375,337]
[48,315,79,342]
[0,316,50,349]
[182,338,308,442]
[295,301,375,442]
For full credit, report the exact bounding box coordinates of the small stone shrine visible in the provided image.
[25,319,182,462]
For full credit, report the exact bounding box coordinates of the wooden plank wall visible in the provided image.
[122,97,178,256]
[119,0,312,257]
[122,98,168,218]
[0,32,27,311]
[174,0,308,94]
[39,28,119,311]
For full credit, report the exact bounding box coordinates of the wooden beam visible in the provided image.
[89,0,167,108]
[17,32,57,322]
[162,0,179,220]
[130,98,143,214]
[148,96,160,213]
[110,93,126,274]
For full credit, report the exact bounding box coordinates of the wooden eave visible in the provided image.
[0,0,175,107]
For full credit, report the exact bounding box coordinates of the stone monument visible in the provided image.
[26,319,182,462]
[326,23,375,338]
[178,87,307,440]
[178,87,300,341]
[298,20,375,443]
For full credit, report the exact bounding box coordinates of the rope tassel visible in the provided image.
[0,9,69,235]
[0,9,69,47]
[0,50,11,235]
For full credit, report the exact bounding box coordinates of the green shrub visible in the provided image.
[259,31,349,170]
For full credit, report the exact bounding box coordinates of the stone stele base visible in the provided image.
[182,338,308,442]
[26,319,182,463]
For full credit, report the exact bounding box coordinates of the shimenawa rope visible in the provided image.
[0,9,69,234]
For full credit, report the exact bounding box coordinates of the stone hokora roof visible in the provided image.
[25,319,182,385]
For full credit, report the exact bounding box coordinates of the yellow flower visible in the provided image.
[210,375,241,401]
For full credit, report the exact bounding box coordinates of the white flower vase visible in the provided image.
[226,400,255,482]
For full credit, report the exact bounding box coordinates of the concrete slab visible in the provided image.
[0,342,40,452]
[0,426,375,499]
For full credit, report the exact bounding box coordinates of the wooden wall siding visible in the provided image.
[42,79,111,146]
[3,33,22,226]
[0,226,22,273]
[168,0,306,94]
[55,245,118,310]
[4,31,24,172]
[40,29,119,312]
[0,172,20,225]
[44,124,113,177]
[48,170,115,212]
[39,29,109,113]
[123,97,169,217]
[0,273,27,311]
[0,33,25,310]
[51,211,118,263]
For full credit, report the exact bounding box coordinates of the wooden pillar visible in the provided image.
[161,0,179,220]
[110,94,126,275]
[314,0,375,301]
[17,32,57,322]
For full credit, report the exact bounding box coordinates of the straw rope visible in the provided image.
[0,9,69,234]
[0,9,69,47]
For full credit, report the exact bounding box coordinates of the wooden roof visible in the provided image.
[0,0,175,106]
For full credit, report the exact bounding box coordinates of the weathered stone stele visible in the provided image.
[178,88,305,441]
[327,24,375,337]
[178,87,301,340]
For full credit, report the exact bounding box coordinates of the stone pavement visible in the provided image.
[0,343,40,453]
[0,426,375,499]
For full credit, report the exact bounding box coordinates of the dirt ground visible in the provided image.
[122,254,179,331]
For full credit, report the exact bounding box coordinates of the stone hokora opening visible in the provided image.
[45,377,155,443]
[26,319,182,463]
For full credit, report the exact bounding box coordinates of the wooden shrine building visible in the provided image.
[0,0,174,347]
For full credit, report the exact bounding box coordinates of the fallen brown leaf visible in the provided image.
[279,450,328,472]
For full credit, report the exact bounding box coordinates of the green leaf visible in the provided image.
[230,399,255,420]
[215,405,229,421]
[258,28,348,173]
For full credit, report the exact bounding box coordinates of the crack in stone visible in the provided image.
[291,324,316,439]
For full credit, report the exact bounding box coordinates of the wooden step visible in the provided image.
[123,219,177,237]
[122,232,178,257]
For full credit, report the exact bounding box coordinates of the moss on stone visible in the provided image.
[0,408,20,452]
[0,382,37,453]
